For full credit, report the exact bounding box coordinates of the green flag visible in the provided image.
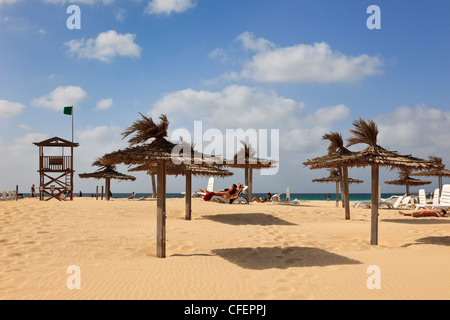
[64,106,73,115]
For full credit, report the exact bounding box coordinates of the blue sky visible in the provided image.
[1,0,449,195]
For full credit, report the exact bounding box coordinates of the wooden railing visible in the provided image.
[41,156,72,171]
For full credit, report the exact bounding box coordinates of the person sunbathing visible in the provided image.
[398,208,447,217]
[128,192,135,199]
[203,184,242,201]
[252,192,272,203]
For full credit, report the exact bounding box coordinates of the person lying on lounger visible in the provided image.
[203,184,243,201]
[252,192,272,203]
[398,208,447,217]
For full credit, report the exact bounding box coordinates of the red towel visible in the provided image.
[204,192,218,201]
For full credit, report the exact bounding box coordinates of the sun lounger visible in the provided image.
[191,177,215,197]
[210,186,248,204]
[354,187,394,209]
[431,185,450,209]
[415,188,440,210]
[270,187,302,206]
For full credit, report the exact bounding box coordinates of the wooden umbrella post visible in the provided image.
[156,160,166,258]
[185,173,192,220]
[335,181,339,207]
[151,174,157,198]
[105,177,110,201]
[370,165,379,245]
[343,166,350,220]
[249,168,253,204]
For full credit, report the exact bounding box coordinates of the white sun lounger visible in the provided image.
[270,187,302,206]
[431,185,450,209]
[190,177,215,197]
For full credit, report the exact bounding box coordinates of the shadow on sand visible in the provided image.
[382,218,450,225]
[402,236,450,248]
[211,246,362,270]
[202,213,296,226]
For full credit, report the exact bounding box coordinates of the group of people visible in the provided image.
[201,183,244,202]
[198,183,275,204]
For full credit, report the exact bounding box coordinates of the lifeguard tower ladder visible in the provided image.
[33,137,79,201]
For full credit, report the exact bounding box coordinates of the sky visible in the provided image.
[0,0,449,195]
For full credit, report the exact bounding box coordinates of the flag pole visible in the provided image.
[72,105,74,143]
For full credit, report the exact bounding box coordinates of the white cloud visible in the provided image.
[375,104,450,163]
[0,132,49,191]
[32,86,87,111]
[151,85,350,153]
[0,0,21,5]
[211,32,383,84]
[0,100,25,118]
[235,31,275,52]
[114,8,127,22]
[64,30,141,63]
[18,124,31,131]
[145,0,196,15]
[96,98,114,110]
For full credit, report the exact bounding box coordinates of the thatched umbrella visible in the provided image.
[304,119,438,245]
[385,168,432,196]
[218,141,276,203]
[411,156,450,193]
[79,159,136,201]
[101,114,214,258]
[312,168,363,207]
[304,132,355,219]
[128,162,233,220]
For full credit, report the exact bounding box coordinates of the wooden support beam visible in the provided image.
[185,173,192,220]
[370,165,379,245]
[156,160,166,258]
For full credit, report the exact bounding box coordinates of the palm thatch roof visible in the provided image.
[384,177,431,186]
[385,168,431,187]
[312,169,363,184]
[304,144,437,170]
[79,158,136,181]
[410,156,450,177]
[128,162,233,178]
[79,169,136,181]
[219,140,276,169]
[305,120,437,170]
[101,114,216,168]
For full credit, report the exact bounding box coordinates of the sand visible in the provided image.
[0,197,449,300]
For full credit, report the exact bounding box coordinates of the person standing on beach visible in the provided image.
[30,184,36,198]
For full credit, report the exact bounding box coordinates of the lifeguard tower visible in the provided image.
[33,137,79,201]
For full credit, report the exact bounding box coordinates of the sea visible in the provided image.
[19,192,408,202]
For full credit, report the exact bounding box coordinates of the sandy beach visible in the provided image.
[1,197,449,300]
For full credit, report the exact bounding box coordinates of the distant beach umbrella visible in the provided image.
[385,168,432,196]
[312,168,363,207]
[304,119,438,245]
[79,159,136,201]
[217,141,277,203]
[410,156,450,192]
